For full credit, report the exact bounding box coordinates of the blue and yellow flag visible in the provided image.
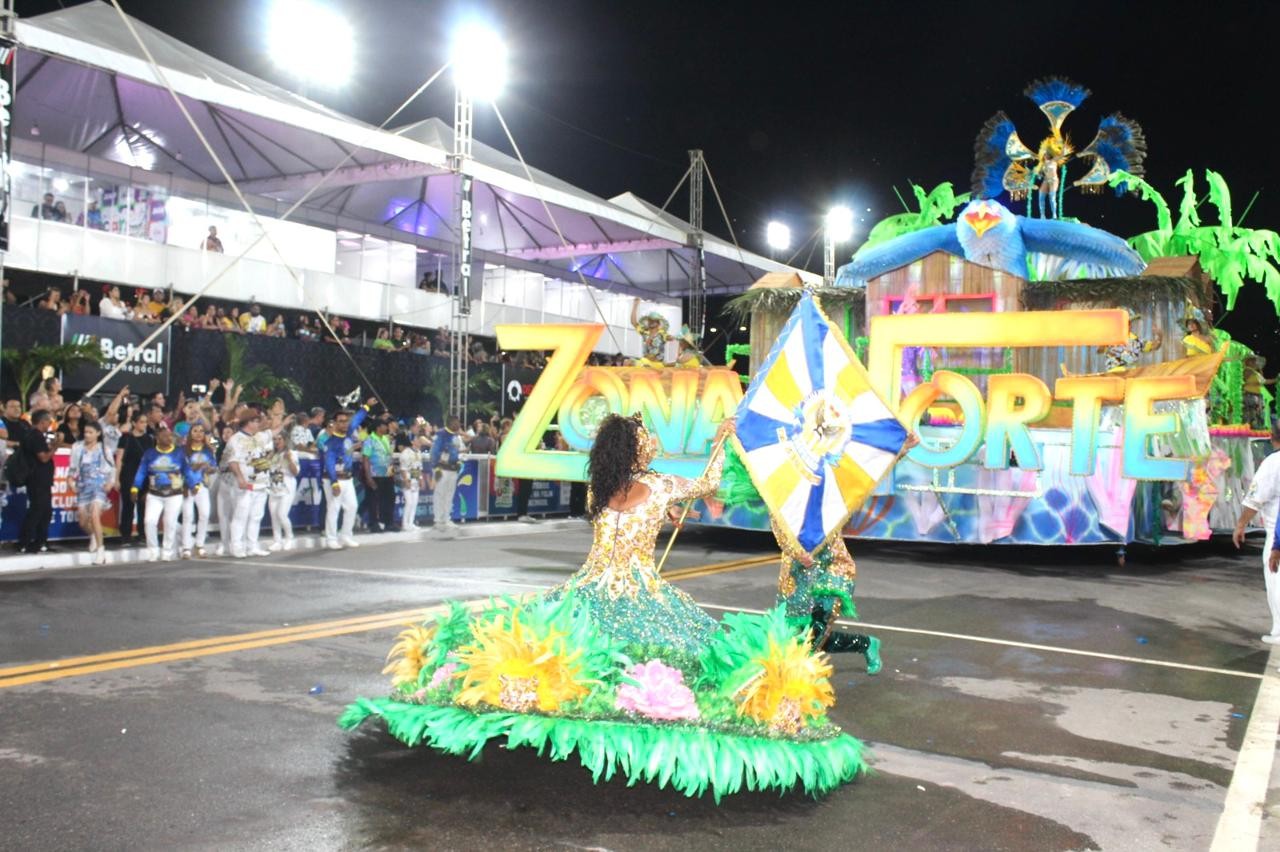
[733,292,908,555]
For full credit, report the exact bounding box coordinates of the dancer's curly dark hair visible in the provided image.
[587,414,646,521]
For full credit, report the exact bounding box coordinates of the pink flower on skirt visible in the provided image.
[428,661,459,689]
[616,659,700,721]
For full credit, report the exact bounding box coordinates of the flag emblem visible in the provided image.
[733,292,908,555]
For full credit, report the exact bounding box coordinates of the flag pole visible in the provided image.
[656,430,730,573]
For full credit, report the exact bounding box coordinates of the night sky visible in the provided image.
[14,0,1280,358]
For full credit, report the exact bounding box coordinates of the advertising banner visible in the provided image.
[0,35,13,254]
[61,314,171,395]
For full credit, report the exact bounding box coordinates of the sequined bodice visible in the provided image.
[574,452,724,599]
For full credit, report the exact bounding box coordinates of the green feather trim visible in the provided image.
[339,700,864,801]
[717,444,762,506]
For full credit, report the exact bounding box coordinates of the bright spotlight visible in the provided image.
[452,23,507,100]
[765,221,791,252]
[268,0,355,89]
[825,206,855,244]
[51,177,70,193]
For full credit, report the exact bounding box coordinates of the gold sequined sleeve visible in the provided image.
[661,443,726,505]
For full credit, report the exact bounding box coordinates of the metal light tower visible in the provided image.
[448,85,473,421]
[446,24,505,421]
[687,149,707,341]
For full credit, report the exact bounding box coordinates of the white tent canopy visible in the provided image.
[11,2,816,299]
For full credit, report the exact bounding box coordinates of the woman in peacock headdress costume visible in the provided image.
[341,414,866,800]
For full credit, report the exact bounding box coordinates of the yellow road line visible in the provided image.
[0,607,438,679]
[0,555,774,689]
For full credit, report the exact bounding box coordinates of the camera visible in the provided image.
[191,384,207,395]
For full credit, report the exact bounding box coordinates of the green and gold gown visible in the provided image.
[341,449,867,800]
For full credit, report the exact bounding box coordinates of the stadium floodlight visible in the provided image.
[825,206,855,244]
[267,0,355,89]
[452,23,507,101]
[765,221,791,252]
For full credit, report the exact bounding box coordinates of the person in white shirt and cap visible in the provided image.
[1234,421,1280,644]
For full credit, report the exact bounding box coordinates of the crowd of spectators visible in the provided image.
[21,281,564,366]
[1,370,550,557]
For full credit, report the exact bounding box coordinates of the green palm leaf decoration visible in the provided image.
[2,341,106,412]
[1111,168,1280,314]
[222,334,302,404]
[863,182,971,247]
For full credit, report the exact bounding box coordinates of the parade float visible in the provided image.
[495,78,1280,549]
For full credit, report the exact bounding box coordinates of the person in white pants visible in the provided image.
[181,423,217,558]
[131,423,194,562]
[1236,423,1280,642]
[398,434,425,530]
[322,399,376,548]
[213,426,238,557]
[430,415,464,531]
[268,429,299,550]
[226,408,272,559]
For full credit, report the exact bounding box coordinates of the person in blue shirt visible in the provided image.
[323,398,378,549]
[131,422,198,562]
[181,423,218,559]
[430,415,464,531]
[361,417,394,532]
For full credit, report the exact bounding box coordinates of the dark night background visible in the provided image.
[12,0,1280,361]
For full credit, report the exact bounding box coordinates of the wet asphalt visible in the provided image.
[1,524,1278,851]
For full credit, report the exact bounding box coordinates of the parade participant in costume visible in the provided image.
[213,423,239,557]
[542,414,732,651]
[674,325,712,368]
[429,415,464,531]
[343,412,868,800]
[68,421,116,565]
[630,297,671,368]
[131,422,196,562]
[1182,309,1223,358]
[322,399,376,549]
[1100,308,1161,372]
[180,424,217,559]
[268,430,299,551]
[225,407,272,559]
[398,433,425,530]
[1235,421,1280,644]
[1243,355,1274,430]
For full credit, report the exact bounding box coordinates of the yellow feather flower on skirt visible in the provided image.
[735,636,836,733]
[382,624,436,688]
[454,609,590,713]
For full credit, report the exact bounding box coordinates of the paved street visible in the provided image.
[1,524,1278,851]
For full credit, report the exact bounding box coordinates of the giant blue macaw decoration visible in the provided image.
[835,198,1145,286]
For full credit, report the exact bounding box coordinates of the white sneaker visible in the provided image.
[248,547,270,557]
[231,550,247,559]
[518,515,538,523]
[147,550,159,563]
[268,542,283,552]
[284,538,296,551]
[181,550,192,560]
[213,545,225,557]
[1262,634,1280,645]
[95,550,107,566]
[88,539,98,553]
[341,537,360,548]
[195,547,207,558]
[325,541,343,550]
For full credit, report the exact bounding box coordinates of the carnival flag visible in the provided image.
[733,292,908,555]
